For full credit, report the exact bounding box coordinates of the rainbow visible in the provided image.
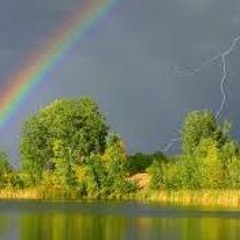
[0,0,121,128]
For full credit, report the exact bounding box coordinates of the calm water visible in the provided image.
[0,201,240,240]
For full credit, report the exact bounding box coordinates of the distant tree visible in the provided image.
[128,151,166,175]
[20,97,109,180]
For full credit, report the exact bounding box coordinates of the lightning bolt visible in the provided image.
[162,35,240,153]
[162,137,181,152]
[177,35,240,118]
[215,35,240,118]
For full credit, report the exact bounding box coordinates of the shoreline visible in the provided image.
[0,188,240,208]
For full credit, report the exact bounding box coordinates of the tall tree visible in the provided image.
[180,110,233,189]
[20,97,109,180]
[181,110,230,155]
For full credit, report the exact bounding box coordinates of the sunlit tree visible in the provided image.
[20,97,109,181]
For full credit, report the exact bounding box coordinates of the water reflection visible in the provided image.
[0,201,240,240]
[21,213,131,240]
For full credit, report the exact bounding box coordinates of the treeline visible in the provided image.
[149,110,240,191]
[0,97,240,199]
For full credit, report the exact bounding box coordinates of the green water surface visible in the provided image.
[0,201,240,240]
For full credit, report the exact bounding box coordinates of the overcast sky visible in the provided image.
[1,0,240,164]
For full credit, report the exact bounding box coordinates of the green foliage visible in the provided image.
[219,142,240,188]
[178,154,197,189]
[177,110,234,190]
[84,154,107,197]
[4,99,240,199]
[51,139,77,187]
[83,154,136,198]
[0,151,9,174]
[82,135,137,198]
[181,110,230,155]
[0,151,11,188]
[103,134,137,194]
[226,157,240,188]
[196,138,222,189]
[19,114,52,184]
[103,133,128,170]
[148,158,165,190]
[163,162,181,189]
[5,171,24,189]
[149,157,181,190]
[20,97,109,179]
[147,109,240,191]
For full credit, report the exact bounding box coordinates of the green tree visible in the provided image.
[179,154,201,189]
[219,142,240,188]
[148,158,165,190]
[51,139,76,188]
[196,138,222,189]
[84,154,107,197]
[20,97,109,180]
[179,110,234,189]
[20,115,50,182]
[100,134,137,196]
[181,110,230,155]
[103,133,128,172]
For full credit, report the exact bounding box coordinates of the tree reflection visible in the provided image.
[0,204,239,240]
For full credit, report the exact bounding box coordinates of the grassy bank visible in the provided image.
[147,190,240,207]
[1,188,240,208]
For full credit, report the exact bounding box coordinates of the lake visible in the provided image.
[0,201,240,240]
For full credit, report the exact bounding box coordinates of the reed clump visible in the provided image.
[147,190,240,207]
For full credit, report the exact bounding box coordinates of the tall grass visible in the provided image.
[0,188,43,199]
[147,190,240,207]
[1,187,240,208]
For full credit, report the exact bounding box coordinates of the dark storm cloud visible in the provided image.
[1,0,240,163]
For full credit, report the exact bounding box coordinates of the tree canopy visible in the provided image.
[1,98,240,200]
[20,97,109,179]
[181,110,230,155]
